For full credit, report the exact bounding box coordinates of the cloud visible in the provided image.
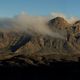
[50,12,66,19]
[0,12,78,39]
[14,12,65,39]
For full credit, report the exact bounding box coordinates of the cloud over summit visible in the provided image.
[0,12,79,39]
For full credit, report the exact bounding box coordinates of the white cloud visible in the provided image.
[0,12,65,39]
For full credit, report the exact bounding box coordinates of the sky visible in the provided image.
[0,0,80,17]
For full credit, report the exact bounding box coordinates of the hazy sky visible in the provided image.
[0,0,80,17]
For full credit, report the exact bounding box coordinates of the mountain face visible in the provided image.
[0,17,80,65]
[48,17,69,29]
[0,17,69,53]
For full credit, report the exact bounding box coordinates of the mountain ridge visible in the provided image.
[0,17,80,65]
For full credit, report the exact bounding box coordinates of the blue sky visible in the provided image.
[0,0,80,17]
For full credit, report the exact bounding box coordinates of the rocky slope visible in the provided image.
[0,17,80,65]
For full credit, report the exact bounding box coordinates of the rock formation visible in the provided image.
[0,17,80,65]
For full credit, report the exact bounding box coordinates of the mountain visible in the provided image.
[48,17,69,29]
[0,17,80,66]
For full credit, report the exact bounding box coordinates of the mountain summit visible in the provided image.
[48,17,69,29]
